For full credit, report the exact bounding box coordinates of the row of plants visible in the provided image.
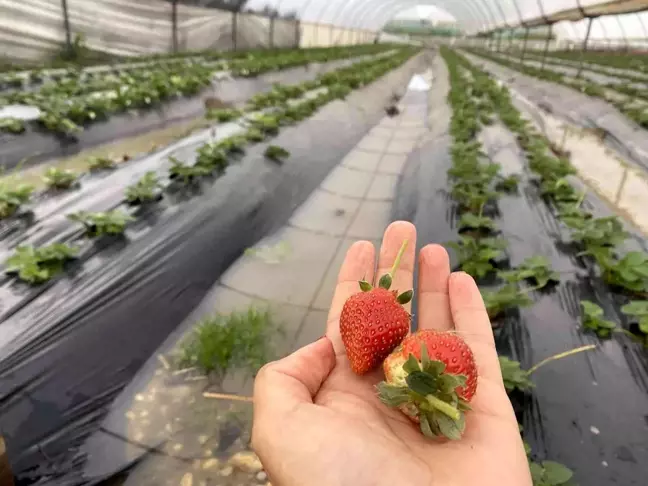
[0,43,395,136]
[456,48,648,345]
[465,47,648,130]
[523,48,648,74]
[441,46,576,486]
[2,47,419,285]
[0,43,392,89]
[520,50,648,86]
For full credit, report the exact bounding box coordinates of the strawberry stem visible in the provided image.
[389,239,409,279]
[527,344,596,376]
[423,394,460,421]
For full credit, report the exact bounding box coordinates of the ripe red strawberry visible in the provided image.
[340,240,412,375]
[378,329,478,440]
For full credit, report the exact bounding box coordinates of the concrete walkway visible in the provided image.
[82,69,433,486]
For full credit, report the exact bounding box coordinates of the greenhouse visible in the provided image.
[0,1,647,485]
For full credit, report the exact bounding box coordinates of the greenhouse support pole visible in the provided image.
[60,0,72,55]
[171,0,178,53]
[294,20,301,48]
[520,26,530,62]
[576,17,594,79]
[540,23,553,69]
[496,30,502,52]
[232,10,238,51]
[269,15,275,49]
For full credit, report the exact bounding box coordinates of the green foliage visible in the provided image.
[447,236,507,278]
[43,167,78,190]
[168,156,210,184]
[87,156,116,170]
[125,172,162,204]
[0,181,34,219]
[581,301,616,338]
[596,251,648,293]
[217,135,247,155]
[457,213,497,233]
[566,216,628,249]
[0,117,26,134]
[68,209,134,237]
[244,128,266,142]
[620,300,648,334]
[264,145,291,162]
[206,108,242,122]
[498,256,559,289]
[177,307,282,382]
[482,284,533,320]
[195,143,228,172]
[529,461,574,486]
[248,114,280,136]
[499,356,534,393]
[495,174,520,193]
[5,243,78,284]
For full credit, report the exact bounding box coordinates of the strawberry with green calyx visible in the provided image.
[340,240,413,375]
[378,330,478,441]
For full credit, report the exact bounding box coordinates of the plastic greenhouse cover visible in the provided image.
[393,54,648,486]
[0,54,425,485]
[465,53,648,173]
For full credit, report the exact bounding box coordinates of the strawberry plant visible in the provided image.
[248,115,280,136]
[43,167,78,190]
[482,284,533,320]
[597,251,648,293]
[457,213,496,233]
[529,461,574,486]
[244,128,266,143]
[217,135,247,155]
[68,209,134,237]
[498,256,559,289]
[5,243,78,284]
[566,216,628,249]
[620,300,648,334]
[581,301,617,337]
[0,181,34,219]
[495,174,520,193]
[87,156,116,171]
[195,144,228,172]
[168,156,210,185]
[447,236,507,278]
[205,108,242,122]
[0,117,26,134]
[499,356,534,393]
[539,177,580,203]
[264,145,290,163]
[125,172,162,205]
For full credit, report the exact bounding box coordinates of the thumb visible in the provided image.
[253,337,336,415]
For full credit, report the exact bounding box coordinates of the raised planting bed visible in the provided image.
[0,44,396,170]
[394,47,648,486]
[0,47,428,485]
[464,49,648,173]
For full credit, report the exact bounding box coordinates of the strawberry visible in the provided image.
[340,240,412,375]
[378,329,478,440]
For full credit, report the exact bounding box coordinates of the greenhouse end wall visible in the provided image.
[0,0,378,64]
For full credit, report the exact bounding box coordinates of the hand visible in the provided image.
[252,221,532,486]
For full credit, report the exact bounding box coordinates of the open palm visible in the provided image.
[252,222,532,486]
